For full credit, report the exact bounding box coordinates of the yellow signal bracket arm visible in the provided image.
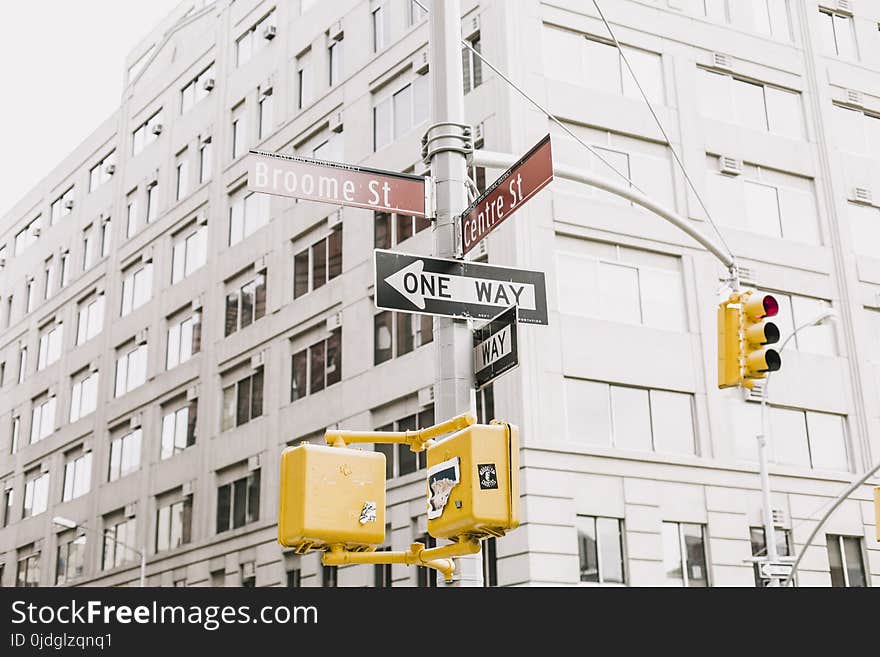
[322,538,482,582]
[324,413,477,452]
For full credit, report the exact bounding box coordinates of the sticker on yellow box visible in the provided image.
[427,457,460,519]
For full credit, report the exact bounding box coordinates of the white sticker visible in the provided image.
[426,457,460,520]
[359,501,377,524]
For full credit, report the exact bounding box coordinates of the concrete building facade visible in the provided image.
[1,0,879,587]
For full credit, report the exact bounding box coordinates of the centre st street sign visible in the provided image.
[247,150,429,217]
[374,249,548,325]
[458,134,554,256]
[473,306,519,389]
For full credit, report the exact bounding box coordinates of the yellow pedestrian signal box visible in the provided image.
[426,422,520,540]
[278,444,385,552]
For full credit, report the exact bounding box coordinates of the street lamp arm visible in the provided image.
[471,149,736,270]
[783,458,880,586]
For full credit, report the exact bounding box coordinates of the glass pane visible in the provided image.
[806,412,848,471]
[542,26,583,85]
[597,517,624,583]
[849,204,880,257]
[682,524,708,587]
[161,412,175,459]
[251,369,263,419]
[374,212,391,249]
[650,390,695,455]
[375,442,394,479]
[769,407,810,467]
[744,181,782,238]
[662,522,683,585]
[398,443,417,475]
[393,85,413,138]
[328,229,342,280]
[698,70,732,123]
[396,214,414,243]
[294,251,309,298]
[827,536,845,587]
[291,350,308,401]
[842,537,866,587]
[778,188,819,245]
[174,408,188,451]
[610,386,652,451]
[621,47,663,103]
[733,79,768,132]
[750,527,766,557]
[396,312,414,356]
[312,238,327,290]
[640,268,686,331]
[309,341,326,394]
[374,312,393,364]
[599,262,641,323]
[232,479,247,528]
[832,104,863,154]
[584,38,622,95]
[236,378,251,426]
[240,281,254,329]
[180,318,193,363]
[167,324,180,369]
[374,99,391,150]
[818,11,836,54]
[326,330,341,386]
[790,295,836,355]
[576,516,599,582]
[564,378,611,446]
[221,385,236,431]
[833,14,855,60]
[216,484,231,532]
[766,88,803,140]
[247,471,260,523]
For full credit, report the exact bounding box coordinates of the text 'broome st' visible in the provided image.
[247,150,428,217]
[459,134,554,255]
[374,250,548,325]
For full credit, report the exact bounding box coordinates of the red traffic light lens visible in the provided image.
[762,295,779,318]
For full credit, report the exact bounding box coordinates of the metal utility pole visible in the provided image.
[427,0,482,587]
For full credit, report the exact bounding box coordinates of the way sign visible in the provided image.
[374,249,548,325]
[473,306,519,388]
[758,562,793,579]
[459,134,553,256]
[248,150,428,217]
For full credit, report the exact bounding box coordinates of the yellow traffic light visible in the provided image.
[278,444,386,552]
[426,422,520,540]
[718,291,781,389]
[742,291,781,382]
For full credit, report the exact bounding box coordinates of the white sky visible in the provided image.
[0,0,184,218]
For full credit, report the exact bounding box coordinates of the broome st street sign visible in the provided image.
[374,249,548,325]
[458,134,553,256]
[248,150,429,217]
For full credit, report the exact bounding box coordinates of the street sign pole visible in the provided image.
[428,0,482,587]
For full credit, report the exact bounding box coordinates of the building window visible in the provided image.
[69,369,99,422]
[231,101,247,160]
[3,485,14,525]
[25,278,37,313]
[482,537,498,587]
[102,516,138,570]
[23,471,50,518]
[297,51,312,109]
[542,27,664,104]
[115,343,148,397]
[850,203,880,258]
[180,63,215,114]
[18,346,27,384]
[374,311,433,365]
[221,368,264,431]
[108,429,142,482]
[700,69,804,139]
[228,189,270,245]
[43,256,56,300]
[866,307,880,363]
[144,183,158,225]
[216,469,260,532]
[290,329,342,401]
[120,262,153,316]
[62,451,92,502]
[374,407,435,477]
[89,151,116,193]
[171,224,207,283]
[293,228,343,298]
[819,9,857,59]
[132,109,163,155]
[259,88,273,138]
[705,157,821,244]
[51,188,75,225]
[287,568,302,587]
[56,535,86,585]
[16,552,40,587]
[827,535,867,587]
[408,0,429,26]
[235,9,276,68]
[76,294,105,345]
[100,220,112,258]
[175,149,189,201]
[373,210,430,249]
[328,38,342,86]
[748,0,791,41]
[372,76,430,150]
[766,291,836,355]
[59,252,70,289]
[577,516,625,584]
[166,312,201,370]
[749,527,793,586]
[126,190,139,238]
[199,138,212,183]
[30,395,56,444]
[225,272,267,336]
[10,416,20,455]
[372,4,391,52]
[37,323,63,371]
[15,216,43,256]
[462,34,482,94]
[832,104,880,157]
[81,225,98,271]
[156,496,193,552]
[161,399,197,460]
[564,378,697,456]
[662,522,709,587]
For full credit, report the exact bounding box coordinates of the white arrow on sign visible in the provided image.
[385,260,538,312]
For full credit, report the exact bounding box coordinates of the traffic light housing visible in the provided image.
[426,422,520,540]
[278,444,386,552]
[718,291,781,389]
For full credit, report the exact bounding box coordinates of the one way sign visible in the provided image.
[473,306,519,388]
[374,249,548,325]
